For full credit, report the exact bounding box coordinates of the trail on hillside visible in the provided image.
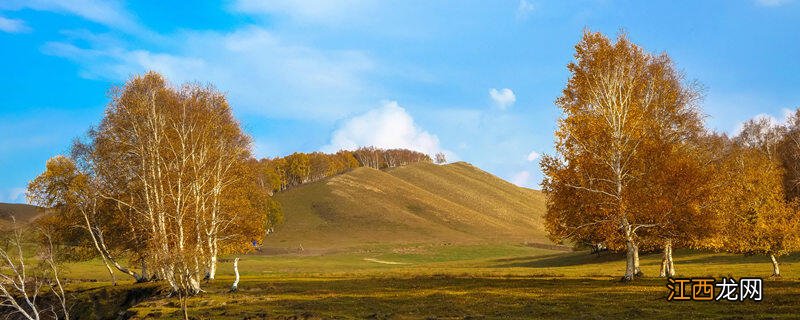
[363,258,410,265]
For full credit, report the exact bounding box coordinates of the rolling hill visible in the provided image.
[0,202,45,228]
[267,161,550,252]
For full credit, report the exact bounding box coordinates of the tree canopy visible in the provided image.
[543,30,713,280]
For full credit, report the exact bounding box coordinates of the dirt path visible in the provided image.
[363,258,410,265]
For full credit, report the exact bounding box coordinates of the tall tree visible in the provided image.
[286,152,310,186]
[542,30,703,281]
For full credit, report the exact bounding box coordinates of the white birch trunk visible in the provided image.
[659,239,674,278]
[208,255,217,280]
[667,244,674,277]
[632,242,642,277]
[770,254,781,277]
[230,257,240,292]
[80,206,118,285]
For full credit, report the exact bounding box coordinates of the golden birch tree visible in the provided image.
[542,30,704,281]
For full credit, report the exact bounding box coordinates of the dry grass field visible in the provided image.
[59,244,800,319]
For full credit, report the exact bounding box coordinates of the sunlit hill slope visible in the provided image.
[267,162,549,252]
[0,202,44,228]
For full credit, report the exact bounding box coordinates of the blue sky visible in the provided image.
[1,0,799,203]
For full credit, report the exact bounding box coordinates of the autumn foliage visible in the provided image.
[542,30,707,281]
[542,30,800,280]
[28,72,279,297]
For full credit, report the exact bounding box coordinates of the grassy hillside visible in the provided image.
[268,162,549,252]
[0,202,44,228]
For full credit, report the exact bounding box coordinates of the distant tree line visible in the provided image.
[542,30,800,281]
[255,147,433,194]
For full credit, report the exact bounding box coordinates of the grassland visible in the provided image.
[58,244,800,319]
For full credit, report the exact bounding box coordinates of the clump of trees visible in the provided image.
[255,147,431,194]
[715,116,800,277]
[542,30,800,281]
[353,147,432,170]
[27,72,281,303]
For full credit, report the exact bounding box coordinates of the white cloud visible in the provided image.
[526,151,540,162]
[323,101,448,156]
[516,0,535,19]
[42,26,378,120]
[489,88,516,109]
[755,0,793,6]
[0,15,29,33]
[510,171,531,187]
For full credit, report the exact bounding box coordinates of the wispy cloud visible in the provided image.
[489,88,516,109]
[526,151,540,162]
[0,15,29,33]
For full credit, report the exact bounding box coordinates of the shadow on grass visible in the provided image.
[488,251,625,268]
[490,250,800,270]
[674,251,800,265]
